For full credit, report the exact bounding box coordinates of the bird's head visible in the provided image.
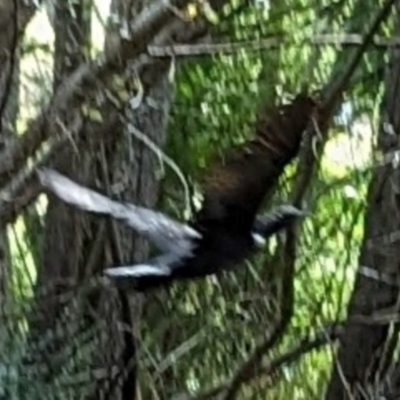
[252,205,309,247]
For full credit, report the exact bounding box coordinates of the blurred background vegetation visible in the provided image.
[0,0,399,399]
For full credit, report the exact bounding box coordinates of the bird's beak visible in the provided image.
[297,209,310,217]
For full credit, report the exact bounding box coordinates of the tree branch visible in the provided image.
[0,112,120,227]
[222,316,290,399]
[148,34,400,58]
[292,0,398,208]
[0,0,189,184]
[174,324,343,400]
[259,324,342,380]
[323,0,397,114]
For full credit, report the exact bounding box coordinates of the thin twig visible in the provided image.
[128,123,191,215]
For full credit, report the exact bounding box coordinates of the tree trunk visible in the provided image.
[26,0,174,398]
[325,5,400,399]
[0,0,27,297]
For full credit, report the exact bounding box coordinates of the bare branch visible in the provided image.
[222,304,292,400]
[323,0,398,112]
[0,0,190,184]
[259,324,342,380]
[174,324,342,400]
[0,111,120,227]
[128,123,191,215]
[148,34,400,58]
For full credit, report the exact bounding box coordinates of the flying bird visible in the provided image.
[37,94,316,291]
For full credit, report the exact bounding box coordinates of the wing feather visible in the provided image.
[196,94,317,230]
[38,168,200,256]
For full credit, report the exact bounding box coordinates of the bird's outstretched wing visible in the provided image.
[195,94,317,231]
[37,168,200,256]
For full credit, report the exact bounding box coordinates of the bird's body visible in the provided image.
[37,94,316,291]
[118,226,255,290]
[176,223,254,278]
